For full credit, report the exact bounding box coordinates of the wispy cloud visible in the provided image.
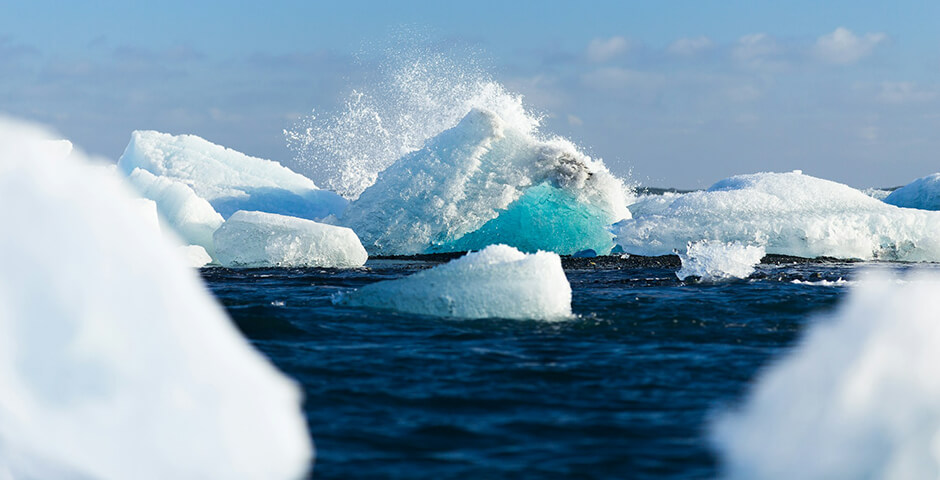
[586,36,630,63]
[814,27,886,65]
[667,36,714,56]
[732,33,786,70]
[876,82,937,104]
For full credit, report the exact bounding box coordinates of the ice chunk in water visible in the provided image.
[337,244,571,320]
[213,210,368,268]
[118,130,348,220]
[0,116,311,479]
[712,271,940,479]
[342,108,631,255]
[615,171,940,261]
[884,173,940,211]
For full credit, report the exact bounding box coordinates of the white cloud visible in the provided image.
[732,33,785,70]
[586,36,630,62]
[581,67,664,91]
[814,27,886,65]
[668,36,714,56]
[877,82,937,104]
[567,114,584,126]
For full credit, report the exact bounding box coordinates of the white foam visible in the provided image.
[118,130,347,220]
[884,173,940,211]
[337,244,572,320]
[676,241,765,281]
[615,171,940,261]
[0,116,311,479]
[712,270,940,479]
[341,108,631,255]
[213,210,368,268]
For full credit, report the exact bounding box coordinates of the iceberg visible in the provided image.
[615,171,940,261]
[676,241,765,281]
[213,210,368,268]
[118,130,348,220]
[0,116,311,479]
[336,244,571,320]
[712,271,940,479]
[884,173,940,211]
[341,108,631,255]
[179,244,213,268]
[126,168,225,255]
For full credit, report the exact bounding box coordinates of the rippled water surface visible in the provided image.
[202,258,889,479]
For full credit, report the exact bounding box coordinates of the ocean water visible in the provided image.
[201,256,889,479]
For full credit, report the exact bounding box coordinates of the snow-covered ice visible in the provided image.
[342,107,631,255]
[179,244,213,268]
[712,270,940,479]
[118,130,347,220]
[0,116,311,480]
[884,173,940,211]
[213,210,368,268]
[676,241,765,281]
[127,168,225,255]
[336,244,572,320]
[615,171,940,261]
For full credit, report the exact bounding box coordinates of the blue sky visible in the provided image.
[3,1,939,188]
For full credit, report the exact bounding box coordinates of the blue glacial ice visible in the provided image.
[336,244,572,320]
[0,116,312,480]
[712,270,940,479]
[118,130,348,221]
[341,108,631,255]
[884,173,940,211]
[616,171,940,261]
[214,210,368,268]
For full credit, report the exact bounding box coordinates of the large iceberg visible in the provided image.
[214,210,368,268]
[712,271,940,479]
[0,116,311,479]
[884,173,940,211]
[615,171,940,261]
[118,130,347,220]
[337,244,572,320]
[341,108,631,255]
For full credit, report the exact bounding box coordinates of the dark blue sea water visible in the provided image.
[202,258,871,479]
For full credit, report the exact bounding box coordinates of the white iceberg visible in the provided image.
[0,116,311,480]
[341,107,631,255]
[179,244,213,268]
[127,168,225,255]
[336,244,572,320]
[712,270,940,479]
[118,130,348,220]
[884,173,940,211]
[213,210,368,268]
[615,171,940,261]
[676,241,765,281]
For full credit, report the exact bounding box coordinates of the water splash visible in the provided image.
[284,42,539,199]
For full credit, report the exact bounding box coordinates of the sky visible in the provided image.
[2,0,939,189]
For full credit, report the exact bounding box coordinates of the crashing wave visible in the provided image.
[884,173,940,211]
[341,108,631,255]
[615,171,940,261]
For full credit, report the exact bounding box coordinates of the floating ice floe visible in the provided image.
[676,241,765,281]
[615,171,940,261]
[126,168,225,255]
[0,116,312,480]
[341,107,631,255]
[179,244,213,268]
[712,270,940,479]
[213,210,368,268]
[118,130,347,220]
[884,173,940,211]
[336,244,572,320]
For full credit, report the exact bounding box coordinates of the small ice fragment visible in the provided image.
[676,240,765,281]
[336,244,571,320]
[213,210,368,268]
